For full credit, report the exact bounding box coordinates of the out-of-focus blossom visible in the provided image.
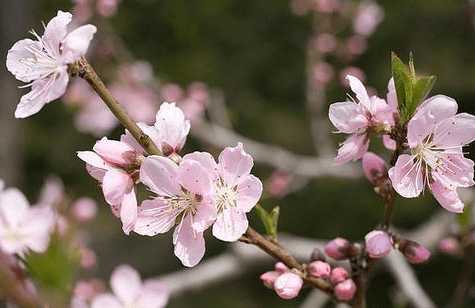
[133,155,216,267]
[290,0,312,16]
[266,170,292,198]
[388,95,475,213]
[160,83,184,103]
[397,239,430,264]
[273,272,303,300]
[313,61,334,86]
[96,0,120,17]
[0,185,55,255]
[74,279,106,302]
[37,175,65,206]
[314,0,342,13]
[314,33,338,54]
[346,36,368,57]
[307,260,331,278]
[77,137,142,234]
[438,237,463,257]
[329,75,394,165]
[334,279,357,301]
[188,143,263,242]
[362,152,388,185]
[71,197,98,223]
[91,264,169,308]
[110,82,157,124]
[339,66,366,87]
[6,11,96,118]
[365,230,392,258]
[353,2,384,37]
[79,247,97,269]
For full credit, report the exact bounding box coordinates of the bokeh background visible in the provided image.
[1,0,475,307]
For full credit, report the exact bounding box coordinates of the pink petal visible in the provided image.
[329,102,366,133]
[154,102,190,152]
[173,215,206,267]
[362,152,387,185]
[140,156,181,196]
[15,67,69,118]
[61,24,97,64]
[212,207,248,242]
[190,195,216,233]
[178,159,213,196]
[382,134,396,150]
[333,133,369,165]
[77,151,109,171]
[43,11,72,56]
[22,205,55,253]
[388,155,424,198]
[91,294,123,308]
[121,123,160,154]
[407,95,458,147]
[102,169,132,206]
[110,265,142,305]
[6,39,45,82]
[347,75,372,111]
[434,153,474,188]
[136,280,169,308]
[236,175,263,212]
[183,151,219,182]
[120,188,138,235]
[0,188,29,228]
[134,200,178,236]
[433,113,475,147]
[93,137,136,167]
[429,174,464,213]
[218,143,254,186]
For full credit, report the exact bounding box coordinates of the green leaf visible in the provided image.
[255,204,279,237]
[391,52,412,120]
[409,75,436,117]
[457,203,472,233]
[26,233,80,293]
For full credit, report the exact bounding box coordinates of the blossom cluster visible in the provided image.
[78,102,263,266]
[329,74,475,213]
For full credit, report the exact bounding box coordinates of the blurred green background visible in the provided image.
[1,0,475,307]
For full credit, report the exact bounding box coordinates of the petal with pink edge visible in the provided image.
[212,207,249,242]
[429,175,464,213]
[93,137,136,167]
[102,169,131,206]
[433,113,475,147]
[173,215,206,267]
[218,143,253,187]
[120,188,138,235]
[388,155,424,198]
[140,156,181,196]
[333,133,369,165]
[110,264,142,305]
[236,175,263,212]
[134,200,178,236]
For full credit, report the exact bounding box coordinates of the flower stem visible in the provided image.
[70,57,161,156]
[240,226,333,294]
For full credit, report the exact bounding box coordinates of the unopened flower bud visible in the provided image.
[362,152,388,185]
[260,271,279,289]
[365,230,392,258]
[324,237,353,260]
[334,279,357,301]
[308,261,331,278]
[275,262,289,273]
[438,237,463,257]
[310,247,326,262]
[330,267,349,285]
[274,272,303,300]
[398,239,430,264]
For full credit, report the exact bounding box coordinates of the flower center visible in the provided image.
[215,178,237,214]
[164,188,202,223]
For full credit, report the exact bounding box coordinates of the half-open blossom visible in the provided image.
[365,230,392,258]
[0,185,55,255]
[388,95,475,212]
[77,137,142,234]
[133,155,216,267]
[6,10,96,118]
[329,75,394,165]
[185,143,263,242]
[91,264,169,308]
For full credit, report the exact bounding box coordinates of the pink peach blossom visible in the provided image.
[6,11,96,118]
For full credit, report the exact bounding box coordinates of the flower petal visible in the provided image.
[388,154,424,198]
[140,156,181,196]
[91,294,123,308]
[184,151,219,182]
[236,175,263,212]
[110,264,142,305]
[347,75,372,111]
[43,11,72,57]
[6,39,46,82]
[136,280,169,308]
[134,199,179,236]
[429,174,464,213]
[173,215,206,267]
[212,207,248,242]
[61,24,97,64]
[433,113,475,147]
[102,169,132,206]
[120,188,138,235]
[329,102,366,133]
[154,102,190,152]
[93,137,136,167]
[0,188,30,228]
[333,133,369,165]
[178,159,213,196]
[22,205,55,253]
[218,143,254,187]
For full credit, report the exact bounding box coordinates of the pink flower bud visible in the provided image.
[334,279,357,301]
[330,267,349,285]
[274,272,303,300]
[266,170,292,198]
[438,237,463,257]
[310,247,327,262]
[71,197,98,223]
[308,261,331,278]
[324,237,352,260]
[275,262,289,273]
[398,239,430,264]
[365,230,392,258]
[362,152,388,185]
[260,271,280,289]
